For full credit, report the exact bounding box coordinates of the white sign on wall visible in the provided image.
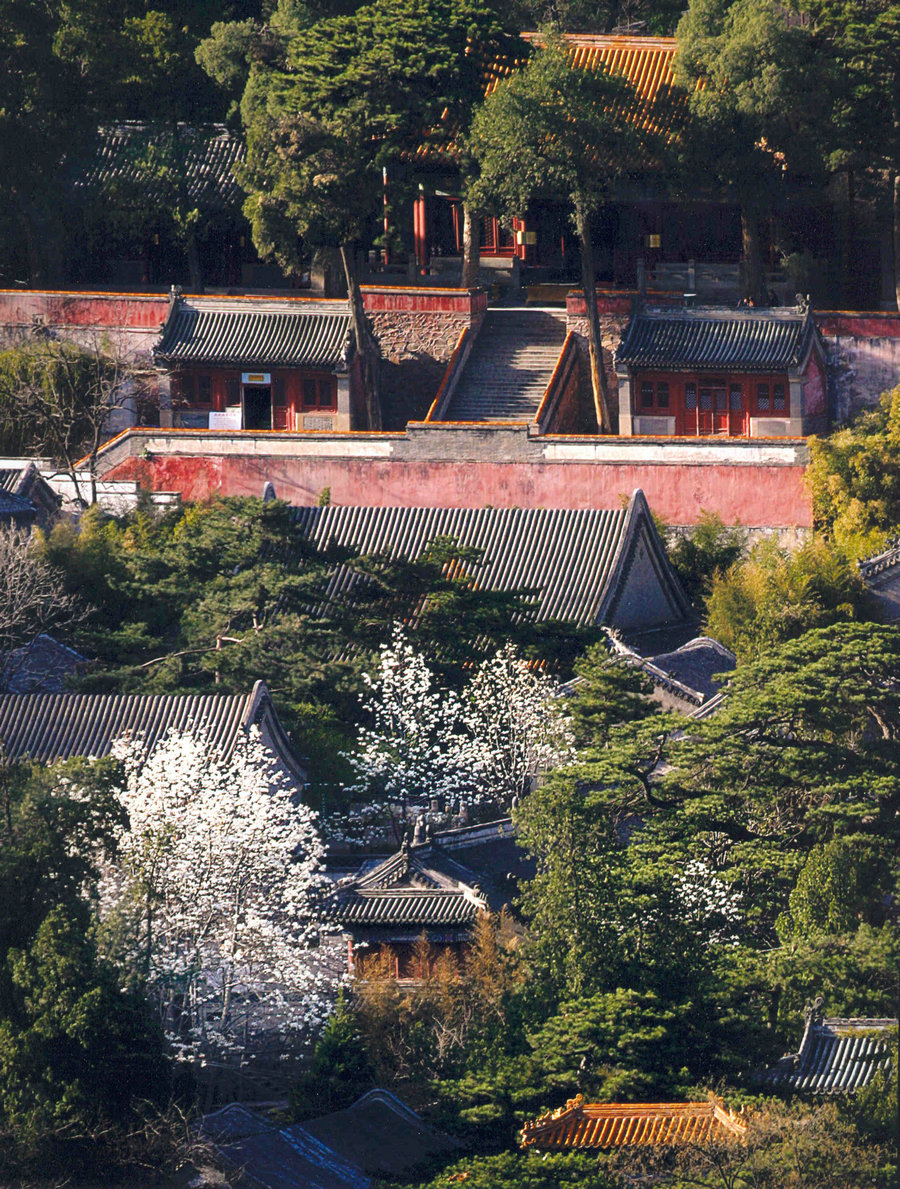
[209,406,243,430]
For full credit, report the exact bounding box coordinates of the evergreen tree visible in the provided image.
[467,36,648,431]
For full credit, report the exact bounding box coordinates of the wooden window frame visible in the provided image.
[300,373,337,412]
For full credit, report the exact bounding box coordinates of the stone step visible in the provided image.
[441,309,567,422]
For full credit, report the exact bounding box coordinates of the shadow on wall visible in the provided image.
[380,354,447,430]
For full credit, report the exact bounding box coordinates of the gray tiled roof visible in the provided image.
[201,1104,371,1189]
[644,636,736,704]
[762,1017,896,1094]
[616,307,818,371]
[0,468,23,493]
[858,540,900,581]
[0,489,36,526]
[1,634,87,695]
[81,122,244,208]
[292,505,631,626]
[155,298,352,368]
[0,684,305,790]
[296,1089,459,1176]
[329,843,487,929]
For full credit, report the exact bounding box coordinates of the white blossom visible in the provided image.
[464,643,575,807]
[672,859,743,945]
[341,632,575,835]
[97,725,336,1069]
[342,625,481,822]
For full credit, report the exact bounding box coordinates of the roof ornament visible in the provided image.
[803,993,825,1026]
[795,293,811,314]
[413,813,427,846]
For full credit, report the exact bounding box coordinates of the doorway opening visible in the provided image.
[242,385,272,430]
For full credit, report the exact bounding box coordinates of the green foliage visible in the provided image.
[777,837,895,939]
[467,34,644,221]
[805,0,900,197]
[291,991,375,1118]
[39,498,563,801]
[467,34,652,429]
[509,620,900,1101]
[675,0,830,299]
[527,990,699,1101]
[238,0,518,274]
[513,769,629,1000]
[517,0,683,35]
[807,386,900,559]
[0,758,169,1176]
[0,337,139,473]
[667,511,748,614]
[761,925,900,1036]
[568,642,657,750]
[412,1150,616,1189]
[672,621,900,861]
[704,534,870,661]
[0,0,94,282]
[843,1029,898,1149]
[615,1096,896,1188]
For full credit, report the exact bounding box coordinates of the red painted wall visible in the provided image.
[816,312,900,338]
[567,289,683,316]
[362,286,488,316]
[0,289,170,328]
[106,452,810,528]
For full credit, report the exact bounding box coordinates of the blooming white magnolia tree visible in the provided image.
[464,643,574,806]
[343,626,477,839]
[98,725,334,1074]
[672,859,743,945]
[342,629,574,840]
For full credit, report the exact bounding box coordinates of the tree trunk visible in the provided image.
[740,206,768,305]
[15,198,42,285]
[340,243,382,430]
[894,173,900,312]
[461,203,481,289]
[186,232,204,294]
[574,198,612,434]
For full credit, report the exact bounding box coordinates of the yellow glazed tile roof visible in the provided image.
[520,1096,747,1150]
[419,34,683,160]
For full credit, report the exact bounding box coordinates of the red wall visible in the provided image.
[816,311,900,338]
[0,289,169,328]
[106,452,810,528]
[362,286,488,316]
[567,289,684,316]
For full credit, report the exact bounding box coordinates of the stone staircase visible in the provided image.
[442,309,568,422]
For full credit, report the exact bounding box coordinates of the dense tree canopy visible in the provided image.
[675,0,830,302]
[468,36,646,431]
[37,497,573,806]
[0,757,170,1178]
[704,534,870,660]
[235,0,520,424]
[807,384,900,558]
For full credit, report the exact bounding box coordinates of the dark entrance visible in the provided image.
[243,385,271,430]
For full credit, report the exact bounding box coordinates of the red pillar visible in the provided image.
[414,194,429,272]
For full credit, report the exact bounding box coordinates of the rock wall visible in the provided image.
[362,287,487,429]
[816,312,900,423]
[565,305,630,432]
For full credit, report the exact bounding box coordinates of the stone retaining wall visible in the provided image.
[362,286,487,428]
[94,425,812,530]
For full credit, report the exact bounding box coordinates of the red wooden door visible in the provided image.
[728,382,747,436]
